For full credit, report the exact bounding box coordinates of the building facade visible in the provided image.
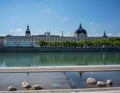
[0,36,4,47]
[3,24,119,47]
[4,36,34,47]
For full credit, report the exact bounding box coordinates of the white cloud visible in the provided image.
[107,33,112,36]
[16,28,23,33]
[9,28,24,36]
[90,21,93,25]
[55,32,61,36]
[63,16,68,21]
[95,33,102,37]
[60,16,69,23]
[55,31,72,37]
[107,33,116,37]
[0,33,5,36]
[64,32,71,36]
[89,32,119,37]
[88,32,102,37]
[117,33,120,37]
[10,29,14,32]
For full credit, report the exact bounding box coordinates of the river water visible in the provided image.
[0,52,120,67]
[0,52,120,91]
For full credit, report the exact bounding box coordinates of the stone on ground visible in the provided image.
[106,80,113,85]
[7,86,17,91]
[86,78,97,84]
[22,82,31,88]
[31,84,42,90]
[97,81,106,86]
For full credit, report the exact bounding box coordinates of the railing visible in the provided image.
[0,65,120,73]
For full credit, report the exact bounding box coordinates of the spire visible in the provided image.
[61,30,63,37]
[27,25,30,31]
[103,30,107,37]
[104,30,106,36]
[79,23,82,29]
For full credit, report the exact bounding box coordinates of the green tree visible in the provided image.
[77,40,84,47]
[39,39,46,47]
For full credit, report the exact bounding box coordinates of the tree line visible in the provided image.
[39,38,120,48]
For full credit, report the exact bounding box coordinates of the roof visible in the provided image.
[74,23,87,34]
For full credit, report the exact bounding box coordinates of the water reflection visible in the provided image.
[27,72,29,77]
[0,71,120,91]
[79,72,83,78]
[0,52,120,67]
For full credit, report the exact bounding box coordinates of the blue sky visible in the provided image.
[0,0,120,37]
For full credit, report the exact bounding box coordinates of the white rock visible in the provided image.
[31,84,42,90]
[22,82,31,88]
[7,86,17,91]
[106,80,112,85]
[86,78,97,84]
[97,81,106,86]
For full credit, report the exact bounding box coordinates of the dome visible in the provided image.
[25,25,31,36]
[74,23,87,34]
[26,25,30,33]
[26,31,30,33]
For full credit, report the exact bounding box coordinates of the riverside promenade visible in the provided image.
[0,65,120,93]
[1,87,120,93]
[0,65,120,73]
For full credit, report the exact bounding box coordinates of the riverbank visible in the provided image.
[0,70,120,92]
[0,66,120,92]
[0,66,120,90]
[0,47,120,53]
[1,87,120,93]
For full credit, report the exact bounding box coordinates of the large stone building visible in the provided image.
[4,26,34,47]
[3,24,118,47]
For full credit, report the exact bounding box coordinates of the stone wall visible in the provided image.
[0,47,120,53]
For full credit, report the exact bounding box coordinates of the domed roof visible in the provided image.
[26,25,30,33]
[75,23,87,34]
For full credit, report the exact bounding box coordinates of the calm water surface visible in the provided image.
[0,71,120,91]
[0,52,120,67]
[0,52,120,91]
